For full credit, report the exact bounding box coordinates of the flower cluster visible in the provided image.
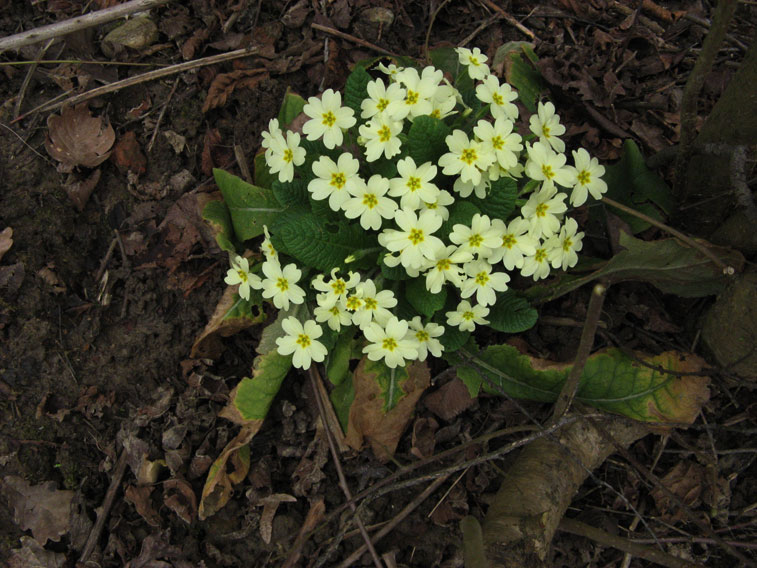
[224,46,609,370]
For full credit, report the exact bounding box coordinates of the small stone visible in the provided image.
[101,15,159,58]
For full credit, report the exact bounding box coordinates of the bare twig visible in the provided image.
[0,0,171,54]
[335,473,451,568]
[79,450,128,563]
[146,77,179,153]
[600,196,735,273]
[559,518,703,568]
[424,0,453,64]
[14,38,54,118]
[479,0,538,42]
[12,46,261,122]
[674,0,738,200]
[311,23,399,57]
[550,283,608,422]
[308,366,383,568]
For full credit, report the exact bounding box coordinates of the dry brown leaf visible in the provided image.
[8,536,66,568]
[45,104,115,170]
[423,377,474,421]
[651,461,705,523]
[64,167,101,211]
[202,68,268,113]
[163,479,197,524]
[0,227,13,262]
[258,493,297,544]
[113,131,147,175]
[1,476,73,544]
[124,485,161,527]
[345,358,430,461]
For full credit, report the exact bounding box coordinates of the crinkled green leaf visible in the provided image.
[327,328,358,386]
[407,115,450,166]
[214,168,284,241]
[405,277,446,317]
[526,230,745,303]
[457,345,709,424]
[277,88,306,128]
[437,322,470,353]
[366,358,408,412]
[440,200,481,236]
[381,258,412,281]
[429,46,461,77]
[469,176,517,221]
[271,208,378,272]
[202,199,238,253]
[603,140,674,232]
[330,374,355,432]
[231,351,293,421]
[272,178,309,208]
[344,66,372,116]
[487,291,538,333]
[254,152,276,190]
[495,42,545,112]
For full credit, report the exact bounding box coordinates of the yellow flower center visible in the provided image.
[491,136,504,150]
[577,170,591,185]
[461,148,478,165]
[534,249,547,263]
[377,98,389,111]
[541,164,554,179]
[535,203,548,217]
[378,125,392,142]
[415,330,429,342]
[329,305,340,316]
[363,193,378,208]
[468,234,484,248]
[331,279,346,295]
[436,258,451,271]
[562,238,573,252]
[469,56,479,66]
[296,333,311,348]
[430,109,441,118]
[475,271,489,286]
[237,270,248,282]
[502,234,515,248]
[283,149,293,163]
[425,201,438,209]
[322,111,336,127]
[364,297,377,310]
[462,310,475,321]
[408,228,425,245]
[406,176,421,192]
[276,277,289,291]
[406,90,419,105]
[382,337,398,351]
[542,125,551,137]
[331,172,346,189]
[491,92,504,106]
[345,296,362,311]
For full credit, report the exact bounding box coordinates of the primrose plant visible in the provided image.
[217,46,608,378]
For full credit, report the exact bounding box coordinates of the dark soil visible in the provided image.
[1,1,756,566]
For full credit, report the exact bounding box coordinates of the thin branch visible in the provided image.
[12,46,262,122]
[146,77,179,153]
[0,0,171,54]
[674,0,738,200]
[311,23,399,57]
[559,518,703,568]
[600,196,735,273]
[308,366,383,568]
[550,282,608,422]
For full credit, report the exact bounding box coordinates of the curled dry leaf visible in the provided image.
[1,475,73,544]
[64,168,101,211]
[202,68,268,113]
[0,227,13,262]
[45,104,115,170]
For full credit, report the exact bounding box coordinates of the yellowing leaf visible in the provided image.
[458,346,709,425]
[345,357,430,461]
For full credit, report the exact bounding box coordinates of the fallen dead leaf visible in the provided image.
[124,485,161,527]
[410,416,438,460]
[651,460,705,524]
[64,167,101,211]
[258,493,297,544]
[345,358,431,462]
[1,476,74,544]
[202,68,268,113]
[45,104,115,171]
[8,536,65,568]
[113,131,147,175]
[424,377,474,421]
[0,227,13,261]
[163,478,197,524]
[36,264,66,294]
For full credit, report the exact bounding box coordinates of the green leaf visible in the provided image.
[327,329,357,386]
[526,230,745,302]
[407,115,450,166]
[457,345,710,424]
[344,66,372,116]
[271,208,378,272]
[272,178,309,208]
[405,277,446,317]
[330,374,355,432]
[469,176,517,221]
[381,258,412,281]
[254,152,276,190]
[437,323,470,353]
[277,88,306,128]
[494,42,545,112]
[602,140,674,232]
[214,169,284,241]
[488,292,538,333]
[230,351,293,421]
[440,200,481,236]
[364,358,409,412]
[429,46,461,77]
[202,199,238,253]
